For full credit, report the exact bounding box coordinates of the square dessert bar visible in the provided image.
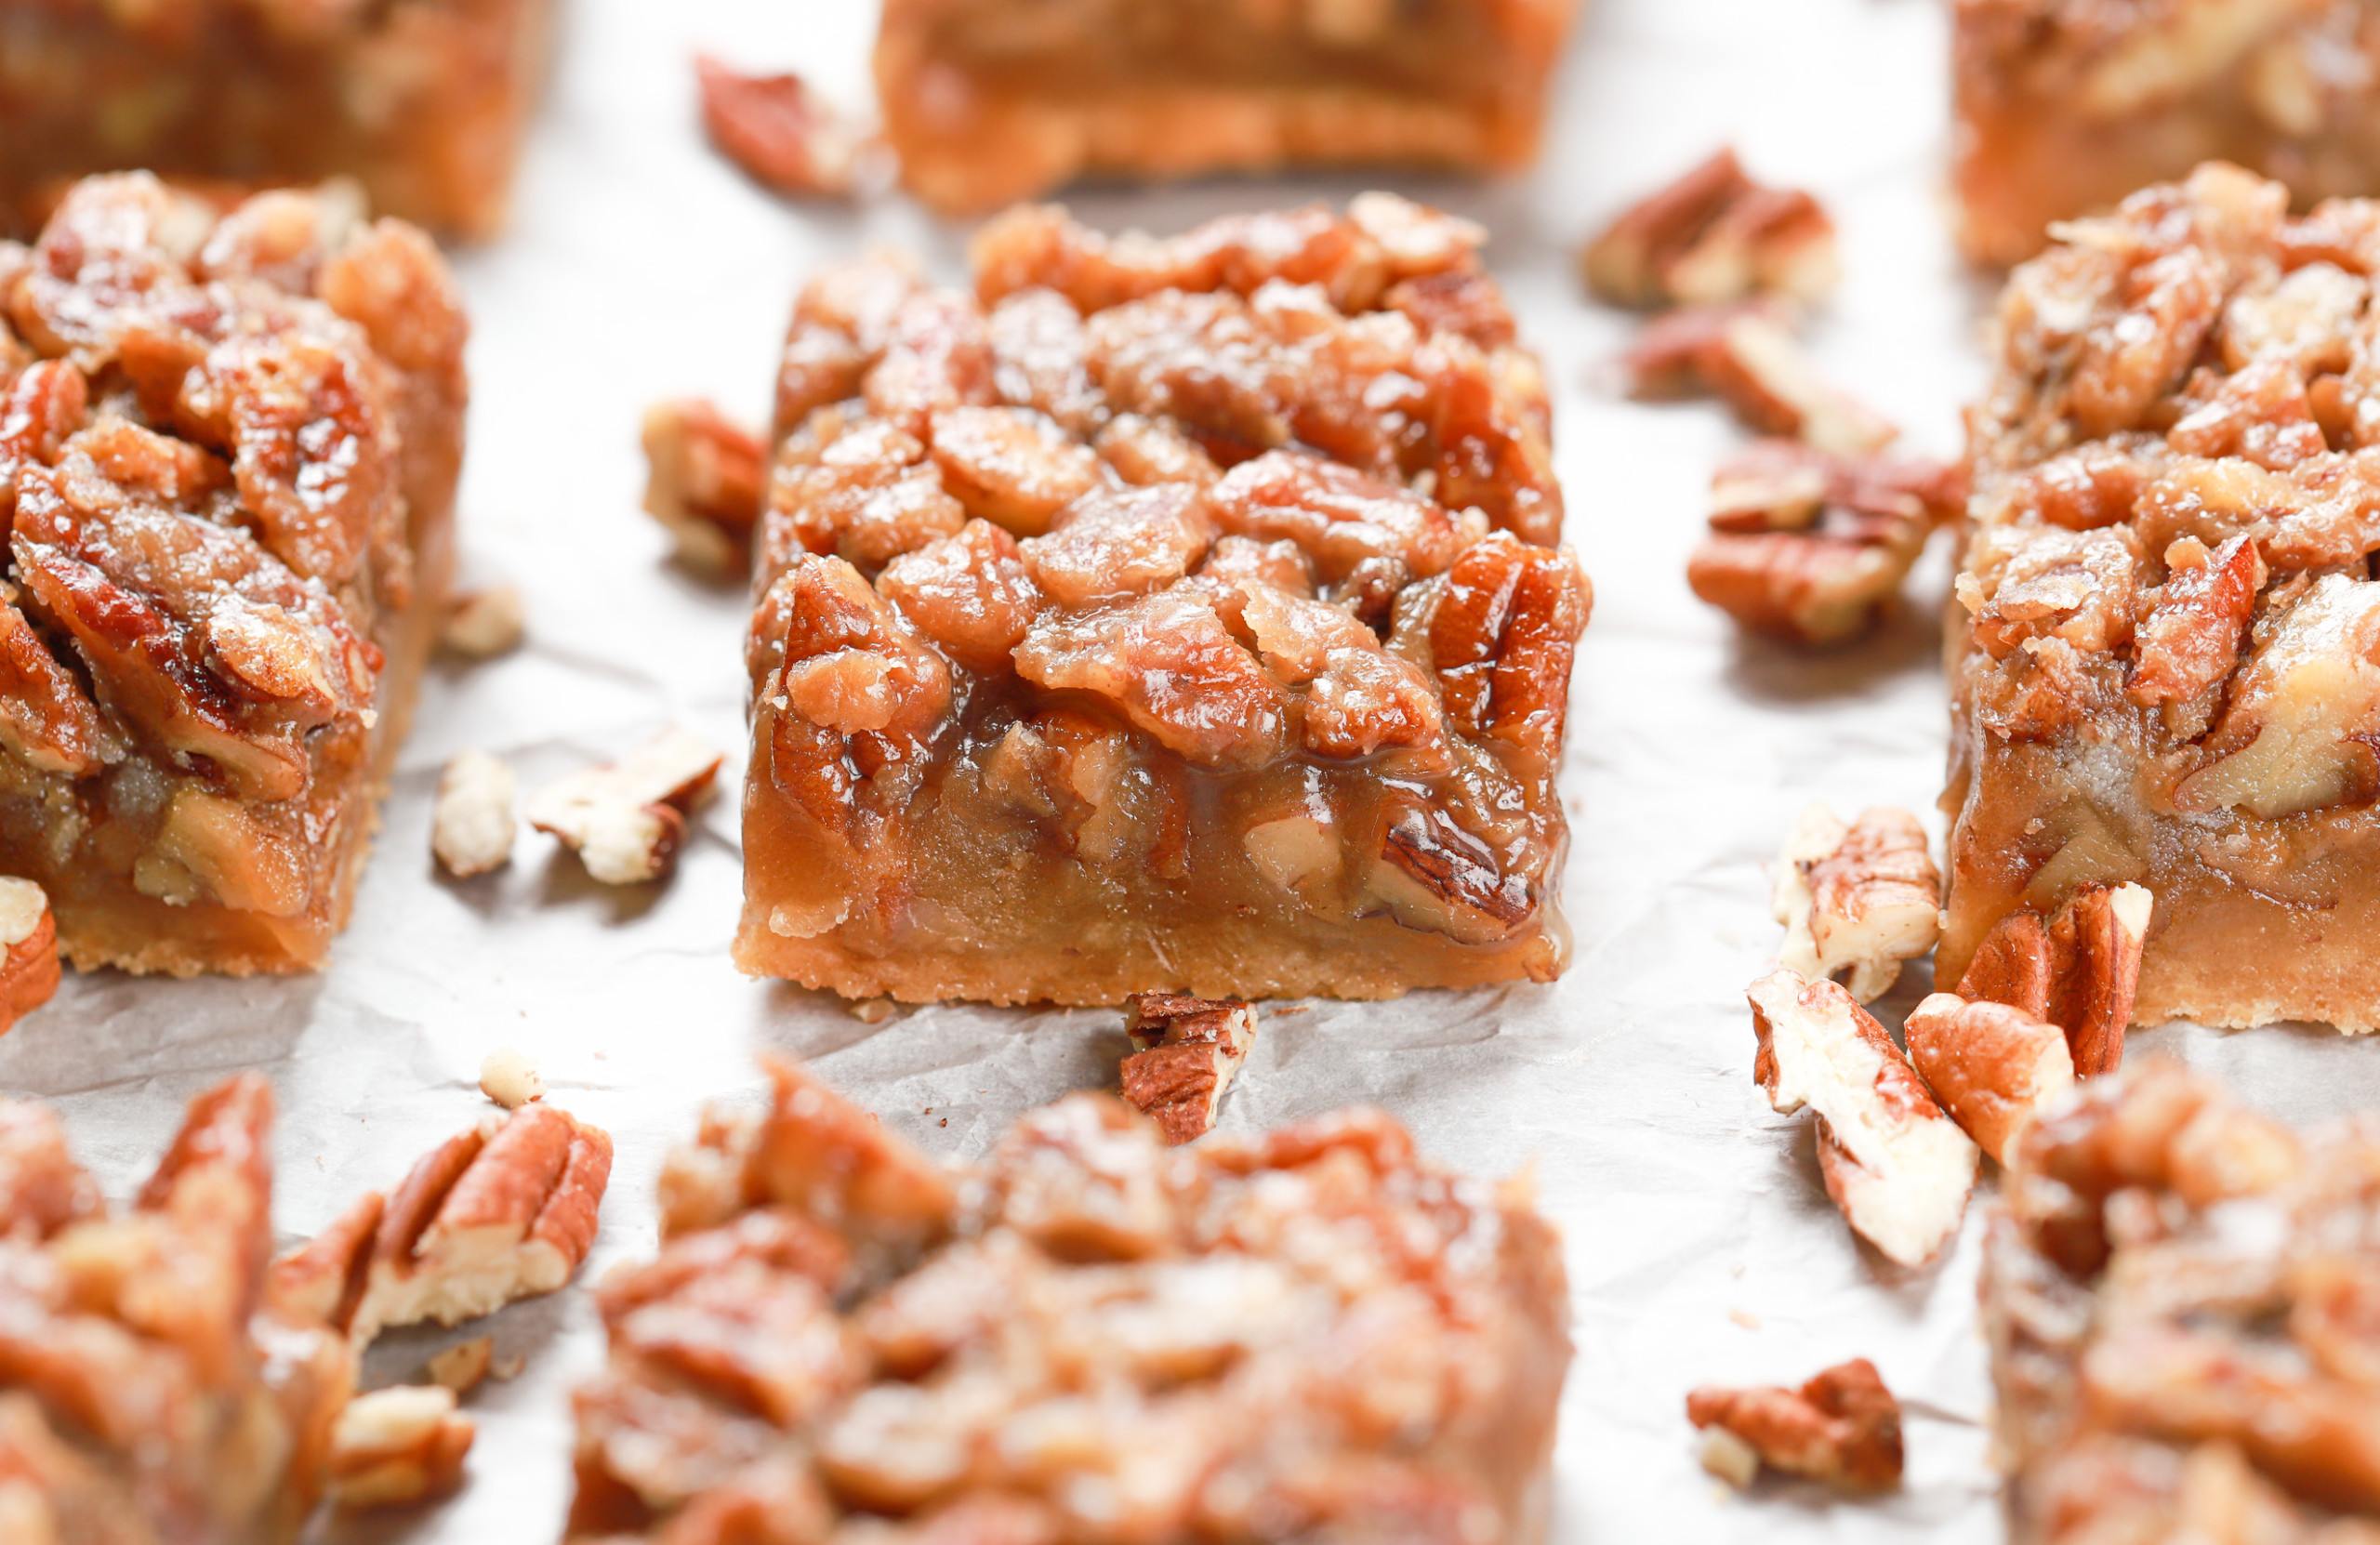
[1985,1059,2360,1540]
[567,1058,1573,1543]
[738,195,1589,1005]
[0,173,465,973]
[875,0,1582,214]
[0,0,553,240]
[1954,0,2380,264]
[1944,161,2380,1031]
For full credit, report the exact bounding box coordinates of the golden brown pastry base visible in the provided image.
[875,0,1580,213]
[0,0,555,239]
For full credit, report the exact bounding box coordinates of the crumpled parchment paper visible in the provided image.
[7,0,2374,1540]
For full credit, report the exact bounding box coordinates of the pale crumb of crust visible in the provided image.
[1749,967,1977,1267]
[1729,1307,1761,1330]
[478,1047,544,1110]
[327,1385,474,1510]
[440,584,526,660]
[526,728,722,886]
[1686,1358,1903,1492]
[426,1335,493,1394]
[1772,803,1941,1003]
[846,997,897,1024]
[432,750,516,878]
[1699,1425,1762,1488]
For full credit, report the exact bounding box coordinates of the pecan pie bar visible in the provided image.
[0,0,553,240]
[1980,1057,2380,1542]
[0,173,465,974]
[0,1075,354,1543]
[1941,161,2380,1032]
[874,0,1582,214]
[737,196,1588,1004]
[565,1056,1572,1544]
[1954,0,2380,265]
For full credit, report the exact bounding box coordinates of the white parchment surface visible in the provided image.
[8,1,2380,1540]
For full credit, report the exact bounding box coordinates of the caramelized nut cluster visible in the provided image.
[0,174,464,971]
[0,1076,353,1543]
[569,1059,1570,1544]
[1981,1059,2380,1541]
[742,197,1590,999]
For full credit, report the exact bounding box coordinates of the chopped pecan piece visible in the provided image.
[1584,148,1840,309]
[695,56,866,199]
[1686,1358,1903,1492]
[440,584,527,660]
[1749,968,1978,1267]
[527,728,722,885]
[1772,803,1941,1003]
[1903,993,2074,1164]
[2128,534,2267,708]
[427,1336,494,1394]
[1117,993,1258,1144]
[643,397,768,574]
[326,1385,475,1510]
[1956,883,2151,1079]
[478,1047,543,1111]
[1625,301,1897,454]
[431,749,517,878]
[0,877,59,1035]
[268,1103,614,1347]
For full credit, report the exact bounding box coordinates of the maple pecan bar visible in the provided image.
[566,1057,1572,1544]
[1940,161,2380,1032]
[874,0,1582,214]
[1980,1057,2380,1541]
[0,0,552,240]
[738,196,1588,1004]
[1953,0,2380,265]
[0,1075,354,1542]
[0,173,465,974]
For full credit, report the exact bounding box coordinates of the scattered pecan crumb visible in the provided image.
[1749,968,1977,1266]
[1686,1357,1904,1492]
[0,876,59,1035]
[526,727,722,885]
[641,397,766,575]
[441,583,526,659]
[1690,440,1959,647]
[1772,803,1941,1003]
[327,1385,475,1510]
[478,1046,544,1110]
[427,1335,494,1394]
[1903,992,2072,1164]
[1585,148,1840,310]
[1956,882,2152,1078]
[432,749,517,878]
[1117,992,1259,1144]
[695,55,866,199]
[1625,302,1896,454]
[267,1103,614,1346]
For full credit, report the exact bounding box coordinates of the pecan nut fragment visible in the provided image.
[1772,803,1941,1004]
[268,1103,615,1347]
[1749,968,1978,1267]
[526,728,723,886]
[1584,147,1840,310]
[1903,992,2074,1164]
[1686,1357,1903,1492]
[1624,301,1897,454]
[1956,882,2151,1079]
[643,397,767,575]
[431,749,516,878]
[439,583,526,659]
[326,1385,474,1510]
[695,56,866,199]
[1118,993,1259,1145]
[0,877,60,1036]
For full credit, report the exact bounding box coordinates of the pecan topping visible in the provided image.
[1749,968,1978,1267]
[695,56,865,199]
[1118,993,1259,1145]
[1772,803,1941,1002]
[268,1103,614,1347]
[1686,1358,1902,1492]
[2127,534,2268,707]
[1584,147,1840,310]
